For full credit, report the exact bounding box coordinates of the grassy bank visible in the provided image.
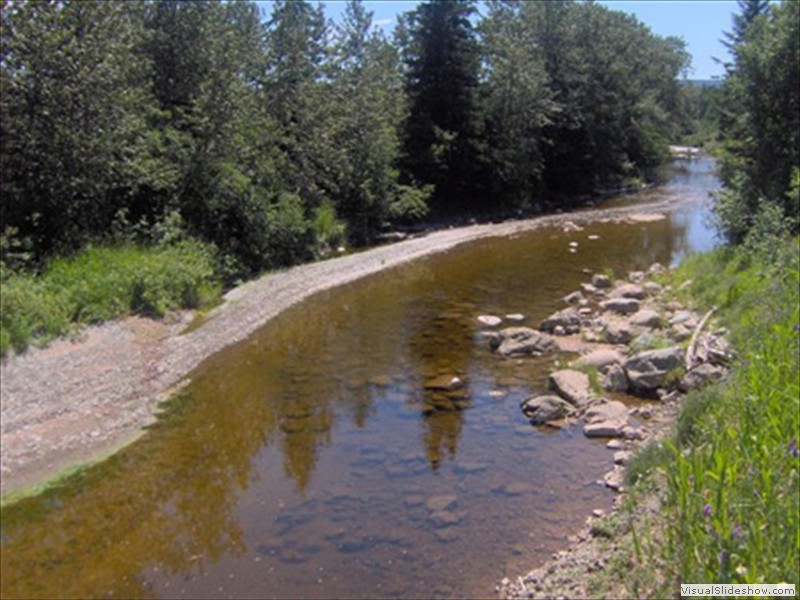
[0,241,221,358]
[590,238,799,597]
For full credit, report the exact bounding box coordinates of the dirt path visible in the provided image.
[0,201,678,497]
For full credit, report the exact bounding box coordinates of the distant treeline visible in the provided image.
[1,0,693,278]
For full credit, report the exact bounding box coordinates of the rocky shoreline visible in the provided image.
[489,257,731,599]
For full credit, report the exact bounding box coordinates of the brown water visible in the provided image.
[0,158,720,599]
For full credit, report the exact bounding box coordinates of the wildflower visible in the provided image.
[731,525,744,540]
[735,565,748,577]
[702,503,712,517]
[719,549,727,565]
[793,323,800,333]
[790,439,799,458]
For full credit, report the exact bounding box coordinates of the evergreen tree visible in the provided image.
[400,0,483,215]
[329,1,410,244]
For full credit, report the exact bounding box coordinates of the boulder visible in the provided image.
[520,395,576,424]
[591,274,612,289]
[573,349,624,372]
[505,313,525,322]
[630,309,661,328]
[643,281,663,295]
[670,323,692,342]
[493,327,557,357]
[548,369,593,406]
[581,283,599,295]
[603,467,624,491]
[669,310,695,326]
[600,298,641,314]
[609,283,646,300]
[540,307,581,333]
[584,421,626,438]
[602,364,629,392]
[584,400,629,424]
[628,271,645,284]
[603,320,633,344]
[680,363,726,392]
[624,347,683,393]
[563,290,585,304]
[614,451,633,465]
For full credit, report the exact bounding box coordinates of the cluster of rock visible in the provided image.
[478,263,732,490]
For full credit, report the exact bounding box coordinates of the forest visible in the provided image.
[0,0,798,356]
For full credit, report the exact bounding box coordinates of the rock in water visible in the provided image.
[572,349,624,372]
[591,273,612,289]
[548,369,592,406]
[494,327,557,357]
[520,395,576,424]
[477,315,503,326]
[424,375,465,392]
[539,307,581,333]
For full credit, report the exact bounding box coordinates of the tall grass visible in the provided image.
[644,238,799,590]
[0,241,220,357]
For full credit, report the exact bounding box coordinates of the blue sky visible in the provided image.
[259,1,742,80]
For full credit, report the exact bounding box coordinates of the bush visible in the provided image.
[0,240,220,357]
[264,193,314,268]
[312,201,347,253]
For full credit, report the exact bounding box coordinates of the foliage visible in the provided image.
[312,201,346,252]
[623,240,800,591]
[0,242,220,357]
[400,0,484,215]
[715,0,800,242]
[0,0,701,294]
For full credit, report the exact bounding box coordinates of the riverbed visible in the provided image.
[0,158,720,599]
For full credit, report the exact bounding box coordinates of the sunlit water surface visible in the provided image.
[0,158,720,599]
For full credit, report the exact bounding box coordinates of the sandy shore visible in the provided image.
[0,200,677,498]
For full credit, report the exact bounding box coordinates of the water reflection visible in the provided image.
[0,159,720,599]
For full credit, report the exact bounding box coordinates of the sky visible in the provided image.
[310,0,741,81]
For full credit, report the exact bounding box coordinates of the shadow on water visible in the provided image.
[0,159,720,599]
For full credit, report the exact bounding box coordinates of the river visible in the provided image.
[0,157,720,599]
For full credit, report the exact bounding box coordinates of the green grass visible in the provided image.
[622,238,800,593]
[0,241,221,357]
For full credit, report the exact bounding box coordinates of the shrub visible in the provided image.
[0,240,220,357]
[264,193,314,268]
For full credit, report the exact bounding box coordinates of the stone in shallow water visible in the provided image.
[478,315,503,326]
[494,327,557,357]
[520,395,575,424]
[583,421,626,438]
[591,274,611,289]
[426,494,457,512]
[424,375,464,392]
[493,482,535,496]
[548,369,592,406]
[435,528,460,543]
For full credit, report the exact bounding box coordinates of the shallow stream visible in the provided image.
[0,158,720,599]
